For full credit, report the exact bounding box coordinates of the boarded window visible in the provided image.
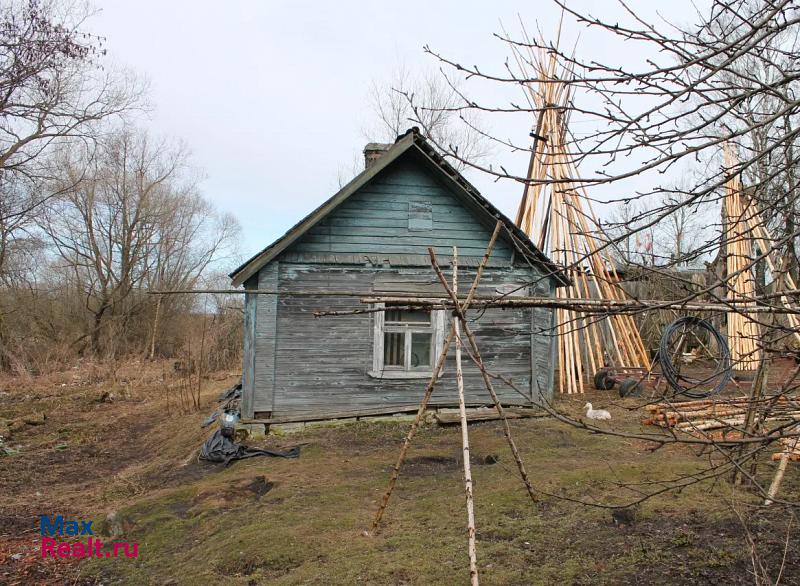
[408,201,432,230]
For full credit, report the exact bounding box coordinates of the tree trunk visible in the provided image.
[90,301,110,356]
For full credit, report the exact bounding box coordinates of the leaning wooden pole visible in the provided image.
[369,325,456,534]
[765,426,800,506]
[369,222,502,533]
[429,248,538,505]
[149,294,163,361]
[723,144,762,370]
[734,355,769,486]
[452,247,480,586]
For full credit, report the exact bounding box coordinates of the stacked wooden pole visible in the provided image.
[512,37,650,394]
[723,145,762,370]
[646,397,800,504]
[723,145,800,361]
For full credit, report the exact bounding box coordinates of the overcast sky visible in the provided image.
[90,1,701,263]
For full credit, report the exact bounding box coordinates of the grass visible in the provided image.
[84,419,795,585]
[1,365,799,584]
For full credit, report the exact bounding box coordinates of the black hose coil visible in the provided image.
[658,316,732,399]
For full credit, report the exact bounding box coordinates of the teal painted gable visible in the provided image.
[285,154,514,260]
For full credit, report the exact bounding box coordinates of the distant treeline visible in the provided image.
[0,1,241,374]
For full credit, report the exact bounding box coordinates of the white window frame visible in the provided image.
[369,303,446,379]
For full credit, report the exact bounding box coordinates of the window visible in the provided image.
[370,304,445,378]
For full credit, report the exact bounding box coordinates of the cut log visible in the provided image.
[434,408,547,425]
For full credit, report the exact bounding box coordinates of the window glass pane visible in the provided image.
[384,332,405,366]
[386,309,403,323]
[386,308,431,324]
[402,310,431,324]
[410,333,432,367]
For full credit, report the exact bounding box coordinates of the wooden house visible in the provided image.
[230,128,567,421]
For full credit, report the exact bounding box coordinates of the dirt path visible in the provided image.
[0,364,237,584]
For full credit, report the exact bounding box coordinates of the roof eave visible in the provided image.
[229,129,570,288]
[406,134,570,287]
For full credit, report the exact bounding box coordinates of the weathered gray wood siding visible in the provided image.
[241,148,557,418]
[255,263,554,418]
[290,156,515,261]
[252,263,279,414]
[240,281,257,418]
[530,277,556,402]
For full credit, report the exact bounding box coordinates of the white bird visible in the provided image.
[585,402,611,421]
[681,347,699,365]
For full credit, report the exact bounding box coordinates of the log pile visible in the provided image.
[645,398,800,505]
[512,30,649,394]
[771,436,800,462]
[643,397,800,435]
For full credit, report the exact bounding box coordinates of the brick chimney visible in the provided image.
[363,143,392,169]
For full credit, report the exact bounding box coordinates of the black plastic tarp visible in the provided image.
[199,430,300,466]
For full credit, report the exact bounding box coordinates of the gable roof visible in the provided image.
[230,128,568,287]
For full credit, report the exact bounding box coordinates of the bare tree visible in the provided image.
[604,198,652,266]
[41,128,239,356]
[0,0,142,275]
[0,0,143,369]
[655,182,709,267]
[679,3,800,279]
[365,63,490,171]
